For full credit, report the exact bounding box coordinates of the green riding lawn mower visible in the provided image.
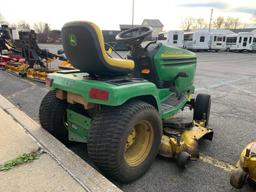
[39,21,213,183]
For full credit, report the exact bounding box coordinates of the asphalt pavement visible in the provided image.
[0,49,256,192]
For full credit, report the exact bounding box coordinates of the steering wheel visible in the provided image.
[116,26,153,46]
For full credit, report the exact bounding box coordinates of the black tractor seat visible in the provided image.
[62,21,134,77]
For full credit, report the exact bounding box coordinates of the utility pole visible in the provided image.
[132,0,135,27]
[209,8,213,32]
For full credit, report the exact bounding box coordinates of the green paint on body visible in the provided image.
[49,73,161,108]
[154,44,196,93]
[67,109,91,143]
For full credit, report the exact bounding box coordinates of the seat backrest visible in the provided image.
[62,21,134,77]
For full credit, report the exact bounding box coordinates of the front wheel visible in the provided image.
[193,94,211,127]
[88,100,162,183]
[177,151,190,169]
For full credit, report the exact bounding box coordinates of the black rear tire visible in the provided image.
[193,94,211,127]
[88,100,162,183]
[39,90,69,144]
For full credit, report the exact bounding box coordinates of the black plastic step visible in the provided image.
[160,95,184,111]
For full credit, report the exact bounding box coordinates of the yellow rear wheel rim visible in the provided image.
[125,120,154,167]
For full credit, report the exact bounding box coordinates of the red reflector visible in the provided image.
[45,78,53,86]
[89,88,109,101]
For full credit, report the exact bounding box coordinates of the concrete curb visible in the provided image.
[0,95,122,192]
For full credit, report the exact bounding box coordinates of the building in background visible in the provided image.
[142,19,164,37]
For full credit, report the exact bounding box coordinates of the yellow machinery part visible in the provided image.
[26,68,36,79]
[36,71,48,81]
[159,121,212,159]
[239,142,256,182]
[58,61,75,70]
[46,58,55,63]
[26,68,55,82]
[5,63,28,75]
[4,58,57,82]
[160,135,179,158]
[124,120,154,167]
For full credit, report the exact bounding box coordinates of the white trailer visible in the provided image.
[183,30,210,51]
[237,32,256,52]
[167,30,184,48]
[209,29,234,51]
[183,29,234,51]
[226,33,238,51]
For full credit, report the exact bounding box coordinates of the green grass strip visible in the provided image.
[0,150,42,171]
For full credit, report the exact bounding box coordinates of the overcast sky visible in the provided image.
[0,0,255,30]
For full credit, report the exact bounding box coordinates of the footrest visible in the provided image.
[160,95,185,112]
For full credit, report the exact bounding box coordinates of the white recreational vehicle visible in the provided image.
[209,29,234,51]
[183,29,234,51]
[183,30,210,50]
[226,33,238,51]
[236,32,256,52]
[167,30,184,48]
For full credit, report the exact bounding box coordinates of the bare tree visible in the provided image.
[181,17,195,31]
[181,17,208,30]
[33,22,51,43]
[17,20,30,30]
[33,22,51,33]
[33,22,45,33]
[213,16,225,29]
[234,18,240,29]
[195,18,208,29]
[224,17,241,29]
[182,16,245,30]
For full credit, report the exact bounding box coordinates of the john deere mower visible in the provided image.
[39,21,213,183]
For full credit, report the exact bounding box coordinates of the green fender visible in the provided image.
[48,72,161,109]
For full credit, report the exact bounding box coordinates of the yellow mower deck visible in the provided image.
[159,120,213,165]
[5,62,56,83]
